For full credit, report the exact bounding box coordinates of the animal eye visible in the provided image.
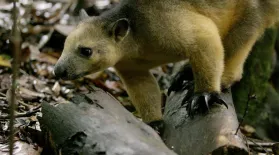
[79,47,93,57]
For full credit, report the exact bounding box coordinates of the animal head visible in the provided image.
[53,10,130,80]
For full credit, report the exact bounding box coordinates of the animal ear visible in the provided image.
[79,9,89,21]
[111,18,130,42]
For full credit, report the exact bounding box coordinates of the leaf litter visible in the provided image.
[0,0,174,154]
[3,0,273,154]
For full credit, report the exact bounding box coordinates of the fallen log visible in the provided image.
[39,87,176,155]
[40,82,249,154]
[163,88,249,155]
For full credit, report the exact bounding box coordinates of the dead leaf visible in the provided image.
[0,55,11,68]
[0,141,42,155]
[29,45,58,64]
[105,80,125,93]
[18,75,33,90]
[19,87,45,101]
[33,79,52,94]
[52,81,61,96]
[0,74,11,90]
[54,24,75,36]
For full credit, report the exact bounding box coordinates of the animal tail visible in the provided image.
[260,0,279,26]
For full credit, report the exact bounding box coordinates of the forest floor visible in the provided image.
[0,0,277,154]
[0,0,174,154]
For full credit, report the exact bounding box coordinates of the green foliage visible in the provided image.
[232,28,277,125]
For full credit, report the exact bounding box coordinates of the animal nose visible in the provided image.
[53,65,67,78]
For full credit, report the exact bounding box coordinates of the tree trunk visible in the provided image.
[232,28,279,141]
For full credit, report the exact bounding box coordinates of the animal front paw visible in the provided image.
[182,92,228,118]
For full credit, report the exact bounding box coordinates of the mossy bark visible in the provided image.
[256,84,279,140]
[232,28,278,140]
[271,27,279,92]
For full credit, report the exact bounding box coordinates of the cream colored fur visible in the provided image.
[54,0,279,122]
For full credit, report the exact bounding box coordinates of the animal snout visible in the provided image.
[53,65,68,79]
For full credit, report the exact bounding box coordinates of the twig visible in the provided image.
[248,138,270,154]
[250,147,273,154]
[0,93,31,108]
[244,135,250,154]
[0,108,41,119]
[18,100,31,108]
[248,141,276,147]
[47,0,74,24]
[0,92,6,97]
[235,92,256,135]
[9,1,21,154]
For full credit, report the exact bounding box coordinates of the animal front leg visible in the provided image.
[182,21,228,117]
[115,69,163,123]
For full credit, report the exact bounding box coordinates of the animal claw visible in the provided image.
[182,92,228,118]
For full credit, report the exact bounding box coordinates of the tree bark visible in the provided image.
[40,85,249,154]
[163,89,248,155]
[39,87,176,155]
